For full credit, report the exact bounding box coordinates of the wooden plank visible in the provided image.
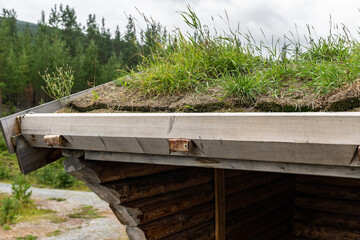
[85,151,360,179]
[23,134,358,166]
[63,157,180,184]
[214,169,225,240]
[126,202,214,240]
[294,222,360,240]
[13,135,62,174]
[0,83,105,154]
[295,196,360,216]
[19,112,360,145]
[110,182,214,226]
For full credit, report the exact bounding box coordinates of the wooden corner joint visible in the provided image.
[168,138,195,153]
[44,135,67,147]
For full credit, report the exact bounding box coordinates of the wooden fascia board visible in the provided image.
[19,112,360,145]
[17,112,360,168]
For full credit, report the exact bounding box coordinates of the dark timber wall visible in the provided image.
[63,157,360,240]
[294,175,360,239]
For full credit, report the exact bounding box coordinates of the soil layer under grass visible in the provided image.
[65,79,360,113]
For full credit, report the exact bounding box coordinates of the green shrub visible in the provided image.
[0,134,8,151]
[0,162,11,180]
[12,175,32,204]
[35,159,76,189]
[0,196,20,226]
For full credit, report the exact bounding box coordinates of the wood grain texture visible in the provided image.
[14,135,61,174]
[63,157,180,184]
[20,112,360,145]
[85,151,360,178]
[214,169,225,240]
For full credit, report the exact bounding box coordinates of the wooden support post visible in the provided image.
[215,168,225,240]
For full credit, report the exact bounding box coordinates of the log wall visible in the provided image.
[294,175,360,240]
[64,158,215,240]
[225,170,294,240]
[64,155,360,240]
[64,157,295,240]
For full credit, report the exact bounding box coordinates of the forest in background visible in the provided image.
[0,4,166,115]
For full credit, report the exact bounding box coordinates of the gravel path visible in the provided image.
[0,183,128,240]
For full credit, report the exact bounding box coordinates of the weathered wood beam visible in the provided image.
[296,183,360,201]
[214,169,225,240]
[110,182,214,226]
[63,157,180,184]
[294,210,360,230]
[20,112,360,145]
[295,196,360,216]
[19,112,360,166]
[227,207,292,240]
[85,151,360,179]
[161,220,214,240]
[13,135,62,174]
[226,176,294,212]
[226,190,293,235]
[102,168,212,204]
[126,202,214,240]
[294,222,360,240]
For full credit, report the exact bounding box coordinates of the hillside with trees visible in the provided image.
[0,4,165,116]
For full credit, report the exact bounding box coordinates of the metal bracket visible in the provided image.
[168,138,195,153]
[44,135,67,147]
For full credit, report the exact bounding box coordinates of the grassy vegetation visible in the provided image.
[118,7,360,106]
[68,205,104,219]
[0,133,86,191]
[15,235,37,240]
[46,230,62,237]
[0,178,57,230]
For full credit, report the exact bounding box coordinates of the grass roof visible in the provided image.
[67,8,360,113]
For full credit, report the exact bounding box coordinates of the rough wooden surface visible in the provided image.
[65,158,216,239]
[65,158,297,240]
[14,135,61,174]
[214,169,225,240]
[294,175,360,239]
[20,112,360,167]
[85,151,360,179]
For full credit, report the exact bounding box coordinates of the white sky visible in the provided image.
[1,0,360,42]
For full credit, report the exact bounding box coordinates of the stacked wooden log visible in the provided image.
[294,175,360,239]
[225,171,294,240]
[64,157,215,240]
[64,155,296,240]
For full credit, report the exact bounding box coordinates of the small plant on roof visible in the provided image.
[40,64,74,100]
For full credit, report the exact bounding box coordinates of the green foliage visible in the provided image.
[0,196,20,226]
[120,7,360,104]
[222,74,262,105]
[68,205,103,219]
[16,235,37,240]
[0,162,11,180]
[36,159,76,189]
[12,175,32,204]
[40,64,74,100]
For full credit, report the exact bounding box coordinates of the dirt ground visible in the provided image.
[0,183,128,240]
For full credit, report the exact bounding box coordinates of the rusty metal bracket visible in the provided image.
[168,138,195,153]
[44,135,67,147]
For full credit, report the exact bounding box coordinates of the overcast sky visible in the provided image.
[1,0,360,42]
